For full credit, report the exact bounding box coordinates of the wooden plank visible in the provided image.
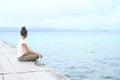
[4,72,57,80]
[0,57,15,74]
[0,55,3,74]
[0,75,3,80]
[21,62,44,72]
[4,73,26,80]
[0,47,5,74]
[4,73,37,80]
[0,65,2,75]
[0,47,15,74]
[32,72,56,80]
[22,73,36,80]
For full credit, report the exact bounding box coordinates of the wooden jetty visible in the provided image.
[0,40,71,80]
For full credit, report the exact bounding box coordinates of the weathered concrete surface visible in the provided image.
[0,40,71,80]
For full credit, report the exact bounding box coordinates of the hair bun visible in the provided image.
[22,26,26,31]
[21,26,27,36]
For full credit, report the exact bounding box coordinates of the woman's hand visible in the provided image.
[40,54,43,58]
[38,53,43,58]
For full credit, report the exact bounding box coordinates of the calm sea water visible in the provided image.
[0,31,120,80]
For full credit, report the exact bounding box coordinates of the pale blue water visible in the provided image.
[0,32,120,80]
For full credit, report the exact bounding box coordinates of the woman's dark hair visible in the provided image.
[20,26,27,36]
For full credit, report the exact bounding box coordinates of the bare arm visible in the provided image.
[22,43,42,58]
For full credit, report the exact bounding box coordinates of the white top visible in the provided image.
[17,38,27,58]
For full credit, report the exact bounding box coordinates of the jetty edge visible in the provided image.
[0,40,71,80]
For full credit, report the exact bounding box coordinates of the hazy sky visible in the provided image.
[0,0,120,30]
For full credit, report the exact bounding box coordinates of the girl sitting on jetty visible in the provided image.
[17,26,42,61]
